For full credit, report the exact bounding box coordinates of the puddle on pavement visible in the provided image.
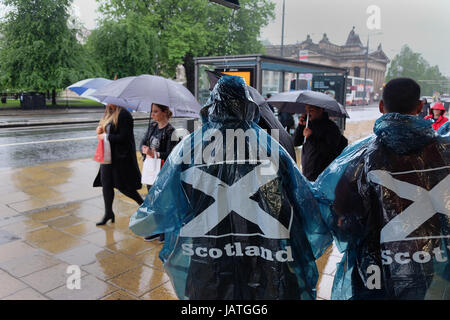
[0,230,20,245]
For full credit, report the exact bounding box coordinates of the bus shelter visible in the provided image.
[194,54,349,129]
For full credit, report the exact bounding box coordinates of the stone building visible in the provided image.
[265,27,390,97]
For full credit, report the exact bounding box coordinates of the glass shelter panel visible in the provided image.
[262,70,283,98]
[197,65,216,106]
[284,73,297,92]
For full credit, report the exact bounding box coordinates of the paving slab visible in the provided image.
[55,243,114,266]
[0,270,29,299]
[102,290,139,300]
[0,252,62,278]
[0,219,46,236]
[108,265,170,297]
[0,229,20,245]
[46,274,117,300]
[1,287,49,300]
[0,241,39,264]
[20,263,87,294]
[81,253,140,281]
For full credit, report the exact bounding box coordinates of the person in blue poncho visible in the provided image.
[314,78,450,300]
[129,75,332,300]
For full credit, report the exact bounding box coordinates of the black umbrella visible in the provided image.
[267,90,350,118]
[205,70,297,161]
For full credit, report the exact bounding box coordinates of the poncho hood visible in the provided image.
[374,113,436,154]
[203,75,260,123]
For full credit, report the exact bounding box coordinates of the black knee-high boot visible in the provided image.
[97,185,115,225]
[97,165,116,226]
[120,188,144,206]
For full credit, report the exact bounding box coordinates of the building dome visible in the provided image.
[345,27,363,47]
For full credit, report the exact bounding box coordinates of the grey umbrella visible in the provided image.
[267,90,350,118]
[92,74,201,118]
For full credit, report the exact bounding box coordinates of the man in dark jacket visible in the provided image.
[314,78,449,300]
[418,97,430,118]
[293,105,348,181]
[278,111,295,132]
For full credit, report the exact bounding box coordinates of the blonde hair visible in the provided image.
[99,104,122,130]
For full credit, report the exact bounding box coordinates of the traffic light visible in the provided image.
[209,0,240,9]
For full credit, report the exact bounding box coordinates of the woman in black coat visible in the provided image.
[93,104,144,225]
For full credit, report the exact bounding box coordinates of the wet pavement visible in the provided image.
[0,156,176,300]
[0,155,344,300]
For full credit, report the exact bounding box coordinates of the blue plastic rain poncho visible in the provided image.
[314,113,450,300]
[129,76,332,300]
[438,121,450,137]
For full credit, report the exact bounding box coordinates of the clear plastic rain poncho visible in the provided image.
[129,76,332,300]
[314,113,450,300]
[438,121,450,137]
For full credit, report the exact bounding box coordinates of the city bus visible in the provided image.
[346,76,373,106]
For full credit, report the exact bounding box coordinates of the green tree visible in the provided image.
[96,0,275,93]
[86,13,160,79]
[386,45,448,96]
[0,0,98,105]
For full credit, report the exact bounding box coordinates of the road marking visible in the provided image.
[0,136,97,148]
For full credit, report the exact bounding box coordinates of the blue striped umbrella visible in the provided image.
[67,78,113,102]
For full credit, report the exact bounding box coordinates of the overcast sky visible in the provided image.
[70,0,450,76]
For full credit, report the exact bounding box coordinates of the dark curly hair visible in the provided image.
[153,103,173,119]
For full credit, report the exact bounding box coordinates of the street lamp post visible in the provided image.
[363,37,369,104]
[280,0,285,57]
[363,31,382,104]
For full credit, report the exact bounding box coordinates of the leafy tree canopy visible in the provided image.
[96,0,275,91]
[386,45,448,96]
[0,0,98,93]
[86,13,160,79]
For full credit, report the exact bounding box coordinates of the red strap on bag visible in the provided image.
[161,159,165,168]
[93,139,105,163]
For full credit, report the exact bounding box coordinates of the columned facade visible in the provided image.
[265,27,390,97]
